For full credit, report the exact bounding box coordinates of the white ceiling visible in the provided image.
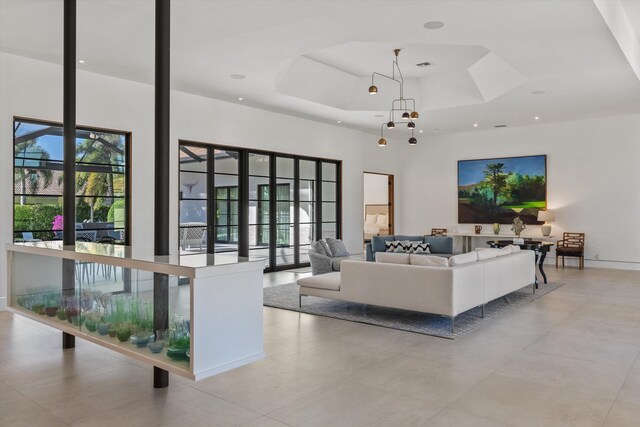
[1,0,640,137]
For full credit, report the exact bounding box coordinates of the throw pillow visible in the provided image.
[376,252,410,264]
[409,254,449,267]
[424,236,453,254]
[310,240,328,256]
[385,240,408,253]
[319,240,332,257]
[498,246,513,256]
[408,242,430,254]
[372,235,393,253]
[376,214,387,226]
[508,244,521,252]
[326,238,349,257]
[365,214,378,225]
[449,251,478,266]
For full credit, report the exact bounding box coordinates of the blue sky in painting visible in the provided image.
[458,156,545,186]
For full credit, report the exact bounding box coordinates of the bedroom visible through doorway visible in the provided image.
[363,172,394,243]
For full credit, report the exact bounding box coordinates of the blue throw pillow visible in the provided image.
[424,236,453,254]
[395,235,424,242]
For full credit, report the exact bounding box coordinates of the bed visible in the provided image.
[364,204,390,240]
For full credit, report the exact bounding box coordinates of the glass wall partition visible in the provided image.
[178,141,341,271]
[13,118,130,244]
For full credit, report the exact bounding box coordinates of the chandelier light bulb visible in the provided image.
[408,137,417,145]
[368,85,378,95]
[408,122,416,129]
[410,111,419,120]
[387,121,395,129]
[378,138,387,147]
[402,112,410,120]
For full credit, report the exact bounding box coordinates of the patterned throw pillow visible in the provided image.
[408,242,430,254]
[385,240,407,252]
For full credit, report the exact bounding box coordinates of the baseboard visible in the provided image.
[544,257,640,271]
[0,296,6,311]
[193,351,265,381]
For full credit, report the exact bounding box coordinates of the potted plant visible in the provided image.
[116,324,132,342]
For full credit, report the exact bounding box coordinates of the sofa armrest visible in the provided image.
[365,243,373,262]
[309,250,333,276]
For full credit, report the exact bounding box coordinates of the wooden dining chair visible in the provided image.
[556,232,585,269]
[431,228,447,236]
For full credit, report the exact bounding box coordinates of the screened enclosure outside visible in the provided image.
[13,118,130,244]
[179,141,341,271]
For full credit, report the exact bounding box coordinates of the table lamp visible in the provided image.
[537,210,555,237]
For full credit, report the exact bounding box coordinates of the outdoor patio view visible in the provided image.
[13,119,129,244]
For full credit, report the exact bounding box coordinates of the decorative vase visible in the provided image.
[45,306,58,317]
[511,217,526,238]
[493,223,501,235]
[474,225,482,235]
[97,323,111,336]
[116,327,131,342]
[108,328,116,338]
[56,309,66,321]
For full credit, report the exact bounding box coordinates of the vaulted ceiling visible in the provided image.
[1,0,640,137]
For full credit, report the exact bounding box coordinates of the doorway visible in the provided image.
[363,172,394,242]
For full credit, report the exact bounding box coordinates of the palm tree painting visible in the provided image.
[458,155,546,224]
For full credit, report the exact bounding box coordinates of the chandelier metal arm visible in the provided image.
[371,71,401,89]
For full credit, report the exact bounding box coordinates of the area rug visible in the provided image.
[263,281,565,339]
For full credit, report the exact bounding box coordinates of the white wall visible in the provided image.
[363,173,389,207]
[0,52,401,309]
[398,114,640,269]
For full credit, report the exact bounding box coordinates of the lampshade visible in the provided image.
[537,210,555,222]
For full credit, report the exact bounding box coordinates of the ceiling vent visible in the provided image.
[494,124,507,128]
[416,62,431,67]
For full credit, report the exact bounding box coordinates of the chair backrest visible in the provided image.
[563,232,585,248]
[431,228,447,236]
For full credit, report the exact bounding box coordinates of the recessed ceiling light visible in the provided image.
[531,90,546,95]
[337,120,342,124]
[473,123,478,127]
[79,60,85,64]
[534,116,540,120]
[230,74,245,80]
[419,130,423,133]
[237,97,243,101]
[424,21,445,30]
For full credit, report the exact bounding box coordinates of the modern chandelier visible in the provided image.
[368,49,419,146]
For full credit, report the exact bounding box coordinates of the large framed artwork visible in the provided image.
[458,155,546,224]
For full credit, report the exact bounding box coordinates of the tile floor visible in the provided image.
[1,266,640,426]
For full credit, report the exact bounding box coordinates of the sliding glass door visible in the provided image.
[179,141,341,271]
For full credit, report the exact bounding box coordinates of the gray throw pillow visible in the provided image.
[319,240,332,257]
[326,238,349,257]
[310,240,328,256]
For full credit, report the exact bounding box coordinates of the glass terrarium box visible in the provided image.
[7,241,265,381]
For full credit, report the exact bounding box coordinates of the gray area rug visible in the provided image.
[264,281,565,339]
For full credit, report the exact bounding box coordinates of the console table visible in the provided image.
[488,240,554,286]
[449,232,554,253]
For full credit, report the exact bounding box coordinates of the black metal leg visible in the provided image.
[539,251,548,284]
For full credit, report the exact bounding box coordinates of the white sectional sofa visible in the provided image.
[297,247,536,332]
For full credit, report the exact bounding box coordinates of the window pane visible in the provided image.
[322,162,337,182]
[322,222,337,239]
[215,174,238,191]
[322,182,337,202]
[180,171,206,199]
[249,177,269,199]
[214,150,239,174]
[321,202,336,222]
[299,179,315,201]
[276,179,293,200]
[299,159,316,180]
[299,201,315,223]
[299,244,311,263]
[179,145,208,172]
[249,153,269,176]
[180,199,207,224]
[299,224,316,245]
[276,157,294,178]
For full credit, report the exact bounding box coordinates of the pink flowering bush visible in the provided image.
[52,215,64,231]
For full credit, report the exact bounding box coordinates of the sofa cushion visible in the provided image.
[424,236,454,254]
[477,248,502,260]
[297,272,341,291]
[376,252,410,264]
[319,240,332,257]
[310,240,328,256]
[449,251,478,266]
[372,235,395,253]
[409,254,449,267]
[326,238,349,257]
[509,245,521,252]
